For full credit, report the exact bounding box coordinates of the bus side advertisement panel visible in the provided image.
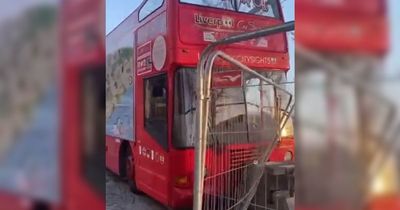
[106,16,135,141]
[178,5,286,52]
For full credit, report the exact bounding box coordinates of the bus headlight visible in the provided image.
[281,118,294,138]
[284,151,293,161]
[175,175,190,188]
[281,127,290,137]
[370,155,399,196]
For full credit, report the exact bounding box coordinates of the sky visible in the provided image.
[386,0,400,75]
[106,0,141,35]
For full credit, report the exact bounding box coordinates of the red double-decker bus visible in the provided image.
[106,0,294,209]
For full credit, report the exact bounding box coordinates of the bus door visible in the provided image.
[135,73,169,204]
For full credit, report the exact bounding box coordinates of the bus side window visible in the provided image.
[144,74,168,150]
[139,0,164,21]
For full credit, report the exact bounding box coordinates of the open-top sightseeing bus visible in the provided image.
[106,0,294,209]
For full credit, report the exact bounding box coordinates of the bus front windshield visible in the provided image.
[180,0,281,19]
[173,68,288,148]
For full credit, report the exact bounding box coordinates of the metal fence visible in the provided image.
[193,22,295,210]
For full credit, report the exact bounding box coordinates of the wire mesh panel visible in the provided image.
[196,52,294,210]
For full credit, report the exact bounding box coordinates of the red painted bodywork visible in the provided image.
[297,0,388,55]
[106,0,293,209]
[296,196,400,210]
[60,0,105,209]
[368,195,400,210]
[0,193,31,210]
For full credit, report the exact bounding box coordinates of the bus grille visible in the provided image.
[230,148,260,169]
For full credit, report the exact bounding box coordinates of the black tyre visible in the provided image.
[124,146,142,194]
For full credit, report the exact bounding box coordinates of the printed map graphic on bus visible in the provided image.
[106,48,134,141]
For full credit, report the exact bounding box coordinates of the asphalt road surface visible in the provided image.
[106,171,166,210]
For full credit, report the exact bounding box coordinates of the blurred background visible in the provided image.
[296,0,400,210]
[0,0,105,209]
[0,0,398,210]
[0,0,59,205]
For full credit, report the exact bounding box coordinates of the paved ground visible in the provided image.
[106,171,167,210]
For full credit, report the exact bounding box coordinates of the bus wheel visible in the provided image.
[125,146,141,194]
